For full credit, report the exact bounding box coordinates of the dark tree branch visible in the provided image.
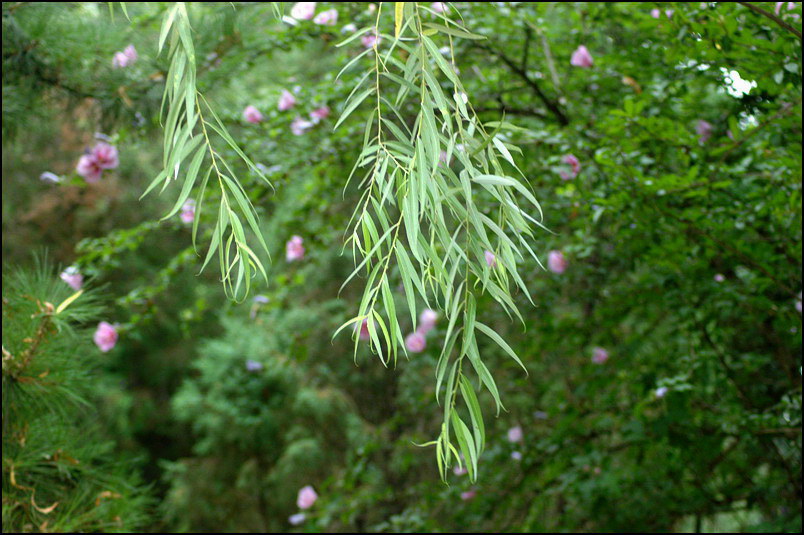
[736,2,802,40]
[474,42,569,126]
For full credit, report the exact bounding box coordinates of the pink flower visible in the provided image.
[243,105,263,124]
[453,464,468,476]
[419,309,438,334]
[570,45,594,68]
[507,425,523,443]
[655,386,669,398]
[592,346,609,364]
[776,2,796,15]
[309,106,330,122]
[313,8,338,25]
[431,2,448,13]
[547,250,568,274]
[112,44,137,68]
[286,235,305,262]
[405,331,426,353]
[76,154,103,183]
[665,9,674,17]
[355,318,371,341]
[180,199,195,224]
[696,120,713,144]
[361,31,380,48]
[484,250,497,268]
[296,485,318,509]
[460,489,476,501]
[94,322,118,353]
[91,142,119,170]
[291,116,314,136]
[714,273,725,283]
[288,513,306,526]
[290,2,317,20]
[651,8,661,18]
[278,89,297,111]
[60,266,83,291]
[560,154,580,179]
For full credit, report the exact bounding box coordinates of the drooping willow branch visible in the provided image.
[333,2,546,481]
[144,2,274,301]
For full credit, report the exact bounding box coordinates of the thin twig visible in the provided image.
[736,2,802,40]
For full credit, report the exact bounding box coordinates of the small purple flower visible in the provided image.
[246,359,264,372]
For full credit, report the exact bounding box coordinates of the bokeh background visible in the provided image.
[2,2,802,532]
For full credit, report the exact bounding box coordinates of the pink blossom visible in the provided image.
[243,105,263,124]
[419,309,438,333]
[405,331,426,353]
[547,250,568,274]
[296,485,318,509]
[290,2,317,20]
[361,31,380,48]
[286,235,305,262]
[776,2,796,15]
[93,322,118,353]
[665,9,674,17]
[570,45,594,68]
[484,250,497,268]
[560,154,580,179]
[453,464,468,476]
[291,116,314,136]
[355,318,371,341]
[180,199,196,224]
[507,425,523,443]
[309,106,331,122]
[289,513,306,526]
[112,44,137,68]
[460,489,476,501]
[313,8,338,26]
[696,120,713,144]
[91,142,119,170]
[431,2,448,13]
[76,154,103,183]
[60,266,83,291]
[651,8,661,18]
[714,273,725,283]
[592,346,609,364]
[278,90,297,111]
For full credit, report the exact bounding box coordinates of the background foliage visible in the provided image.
[2,1,801,532]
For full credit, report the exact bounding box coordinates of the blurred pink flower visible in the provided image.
[507,425,523,443]
[592,346,609,364]
[484,250,497,268]
[570,45,594,68]
[243,105,263,124]
[76,154,103,183]
[91,142,119,170]
[714,273,725,283]
[60,266,83,291]
[310,106,331,122]
[289,513,306,526]
[560,154,580,179]
[290,2,317,20]
[665,9,674,17]
[432,2,448,13]
[291,116,314,136]
[361,31,380,48]
[419,309,438,333]
[355,318,371,341]
[405,331,426,353]
[112,44,138,68]
[180,199,196,224]
[286,235,305,261]
[696,120,713,144]
[313,8,338,25]
[94,322,118,352]
[460,489,477,501]
[776,2,797,15]
[341,23,357,33]
[655,386,669,398]
[453,464,468,476]
[296,485,318,509]
[651,8,661,18]
[278,89,297,111]
[547,250,568,274]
